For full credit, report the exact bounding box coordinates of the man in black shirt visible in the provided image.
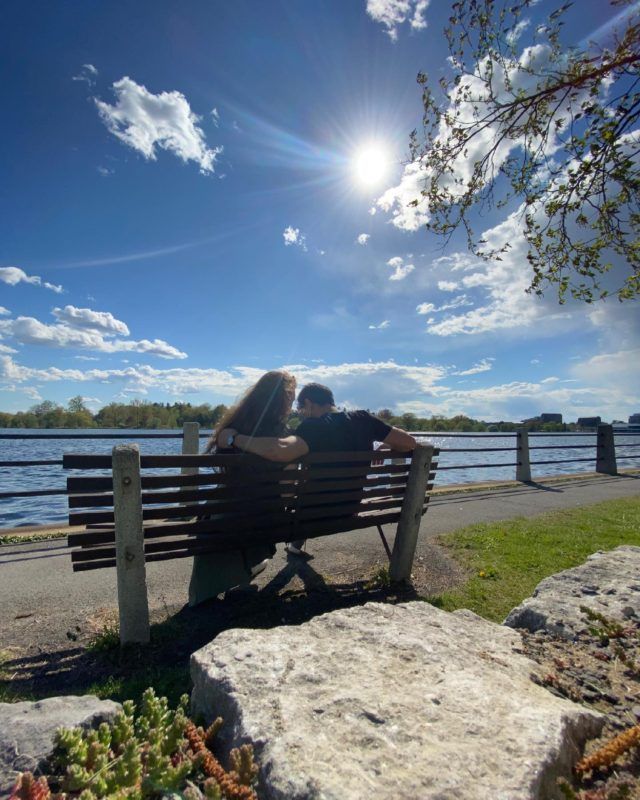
[217,382,416,554]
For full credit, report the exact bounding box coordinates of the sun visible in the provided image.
[352,144,390,187]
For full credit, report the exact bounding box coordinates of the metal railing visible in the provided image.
[0,424,638,529]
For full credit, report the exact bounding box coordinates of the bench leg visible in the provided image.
[389,443,434,583]
[113,444,150,645]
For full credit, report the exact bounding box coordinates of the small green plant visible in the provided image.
[365,565,390,589]
[87,616,120,653]
[580,606,626,644]
[9,688,260,800]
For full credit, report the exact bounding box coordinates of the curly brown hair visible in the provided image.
[206,370,296,451]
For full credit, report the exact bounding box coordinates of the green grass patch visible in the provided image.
[427,496,640,622]
[0,531,68,545]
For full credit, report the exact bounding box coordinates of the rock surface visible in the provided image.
[505,546,640,636]
[0,695,120,797]
[191,601,603,800]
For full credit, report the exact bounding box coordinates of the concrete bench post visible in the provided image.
[112,444,150,645]
[389,443,434,583]
[596,424,617,475]
[181,422,200,505]
[516,428,532,482]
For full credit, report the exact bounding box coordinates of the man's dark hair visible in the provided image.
[298,382,335,407]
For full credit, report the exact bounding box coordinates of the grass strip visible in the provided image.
[427,496,640,622]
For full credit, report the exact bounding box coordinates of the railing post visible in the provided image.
[112,444,150,645]
[516,428,531,482]
[596,424,617,475]
[181,422,200,504]
[389,443,434,583]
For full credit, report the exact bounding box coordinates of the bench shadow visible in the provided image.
[0,558,417,703]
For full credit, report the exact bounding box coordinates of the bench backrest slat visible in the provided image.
[63,449,414,470]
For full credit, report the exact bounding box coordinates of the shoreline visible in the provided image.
[2,467,638,539]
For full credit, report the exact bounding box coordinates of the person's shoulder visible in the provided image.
[345,409,376,421]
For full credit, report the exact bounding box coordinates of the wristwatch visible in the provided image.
[226,433,236,448]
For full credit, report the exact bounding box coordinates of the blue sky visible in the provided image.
[0,0,638,422]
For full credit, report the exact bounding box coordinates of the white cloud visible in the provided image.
[433,253,484,273]
[387,256,415,281]
[283,226,307,251]
[0,307,10,316]
[72,63,98,85]
[506,19,531,45]
[456,358,495,376]
[438,280,458,292]
[0,344,17,354]
[0,317,187,359]
[210,107,220,127]
[376,158,429,231]
[0,266,63,293]
[366,0,430,41]
[2,352,636,422]
[74,355,100,361]
[416,302,435,315]
[97,165,114,177]
[530,358,540,365]
[368,206,377,215]
[52,305,130,336]
[95,77,222,174]
[377,42,584,232]
[357,233,370,246]
[368,320,390,330]
[438,294,473,311]
[22,386,43,401]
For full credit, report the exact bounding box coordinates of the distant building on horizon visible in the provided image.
[540,413,562,423]
[630,413,640,425]
[577,416,601,429]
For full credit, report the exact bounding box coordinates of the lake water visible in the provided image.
[1,428,639,527]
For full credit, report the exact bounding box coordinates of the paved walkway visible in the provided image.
[1,472,639,651]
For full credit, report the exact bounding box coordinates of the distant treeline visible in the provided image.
[0,397,577,433]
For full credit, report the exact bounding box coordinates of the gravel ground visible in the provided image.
[522,614,640,799]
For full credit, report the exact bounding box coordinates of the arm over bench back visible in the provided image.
[63,446,438,572]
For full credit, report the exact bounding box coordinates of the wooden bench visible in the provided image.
[63,442,438,644]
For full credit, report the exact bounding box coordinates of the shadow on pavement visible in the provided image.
[0,557,417,704]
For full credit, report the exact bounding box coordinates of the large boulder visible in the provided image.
[0,695,120,797]
[505,545,640,635]
[191,601,603,800]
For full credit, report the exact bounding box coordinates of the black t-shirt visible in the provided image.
[294,411,392,516]
[296,410,391,453]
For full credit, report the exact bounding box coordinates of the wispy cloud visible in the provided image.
[283,226,307,251]
[366,0,430,41]
[357,233,370,246]
[368,320,390,330]
[0,307,10,316]
[95,77,222,174]
[0,266,63,294]
[72,63,98,86]
[456,358,495,376]
[387,256,415,281]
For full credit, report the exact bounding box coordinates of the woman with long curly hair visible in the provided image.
[189,370,296,605]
